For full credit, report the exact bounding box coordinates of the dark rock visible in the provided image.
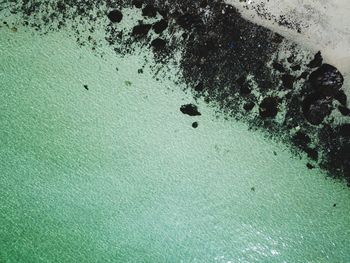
[259,80,272,90]
[334,90,347,105]
[287,55,295,63]
[236,75,251,94]
[192,122,199,128]
[338,124,350,137]
[83,84,89,90]
[299,71,309,79]
[309,64,344,97]
[200,0,208,8]
[153,19,168,34]
[306,163,315,169]
[132,24,152,37]
[236,75,246,86]
[151,38,166,50]
[142,5,157,18]
[180,104,201,116]
[243,102,255,111]
[338,106,350,116]
[107,9,123,23]
[194,82,204,92]
[305,147,318,160]
[240,85,251,95]
[132,0,143,8]
[307,51,323,68]
[259,97,278,118]
[272,33,283,43]
[281,74,295,89]
[291,64,301,71]
[272,62,285,72]
[292,131,311,149]
[302,93,332,125]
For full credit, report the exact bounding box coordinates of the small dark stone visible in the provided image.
[309,64,344,97]
[243,102,255,111]
[287,55,295,63]
[272,62,285,72]
[333,203,337,207]
[338,124,350,137]
[107,9,123,23]
[259,97,279,118]
[292,131,311,149]
[153,19,168,34]
[138,68,143,74]
[338,106,350,116]
[307,51,323,68]
[132,24,152,37]
[334,91,347,105]
[305,147,318,160]
[236,75,251,94]
[194,82,204,92]
[192,122,198,128]
[200,0,208,8]
[240,84,251,95]
[151,38,166,50]
[272,33,283,43]
[132,0,143,8]
[236,75,246,86]
[302,93,332,125]
[281,74,295,89]
[83,84,89,90]
[306,163,315,169]
[142,5,157,18]
[251,187,255,191]
[291,64,301,71]
[259,80,272,90]
[299,71,309,79]
[180,104,201,116]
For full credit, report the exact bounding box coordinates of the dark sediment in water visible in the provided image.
[2,0,350,185]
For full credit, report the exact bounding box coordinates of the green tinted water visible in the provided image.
[0,26,350,262]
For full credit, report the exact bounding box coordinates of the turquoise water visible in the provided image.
[0,26,350,262]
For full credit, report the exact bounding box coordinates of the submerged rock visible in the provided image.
[107,9,123,23]
[302,93,332,125]
[259,97,279,118]
[153,19,168,34]
[309,64,344,97]
[180,104,201,116]
[151,38,166,50]
[307,51,323,68]
[132,24,152,37]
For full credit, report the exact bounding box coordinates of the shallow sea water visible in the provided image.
[0,24,350,262]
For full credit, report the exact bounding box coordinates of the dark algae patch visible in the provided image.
[2,0,350,186]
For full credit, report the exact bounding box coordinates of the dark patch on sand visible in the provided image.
[180,104,201,116]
